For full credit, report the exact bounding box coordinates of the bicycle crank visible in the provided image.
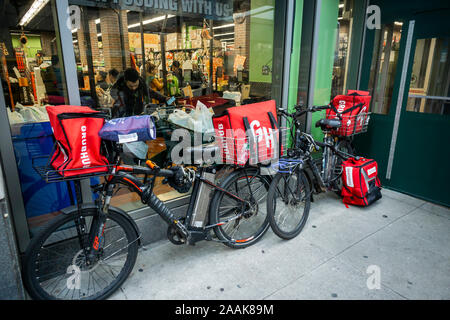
[167,218,187,245]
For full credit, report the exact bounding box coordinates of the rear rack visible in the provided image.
[32,155,114,183]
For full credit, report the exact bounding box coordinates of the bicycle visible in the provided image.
[267,103,368,239]
[23,142,271,300]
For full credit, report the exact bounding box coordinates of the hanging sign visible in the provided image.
[70,0,233,20]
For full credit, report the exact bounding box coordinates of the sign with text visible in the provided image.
[70,0,234,20]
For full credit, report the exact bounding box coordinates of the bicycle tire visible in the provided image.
[22,208,139,300]
[267,168,311,240]
[209,167,270,249]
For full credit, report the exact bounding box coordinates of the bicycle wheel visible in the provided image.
[209,167,270,249]
[332,139,354,195]
[267,168,311,240]
[22,208,139,300]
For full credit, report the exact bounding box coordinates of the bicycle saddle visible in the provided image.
[315,118,342,130]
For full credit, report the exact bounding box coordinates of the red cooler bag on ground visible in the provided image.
[46,105,109,177]
[341,157,382,206]
[327,90,371,136]
[212,100,279,165]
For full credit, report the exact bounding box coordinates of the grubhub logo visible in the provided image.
[80,125,91,168]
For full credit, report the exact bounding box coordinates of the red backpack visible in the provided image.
[341,157,382,206]
[326,90,371,136]
[46,105,109,177]
[212,100,280,165]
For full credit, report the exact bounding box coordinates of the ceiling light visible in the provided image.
[213,32,234,37]
[19,0,50,26]
[394,21,403,25]
[128,14,175,29]
[213,23,235,30]
[220,38,234,41]
[95,18,100,24]
[339,4,344,8]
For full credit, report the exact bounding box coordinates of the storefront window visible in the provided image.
[330,0,366,98]
[68,0,282,211]
[367,22,403,115]
[331,0,351,98]
[0,0,71,233]
[406,37,450,115]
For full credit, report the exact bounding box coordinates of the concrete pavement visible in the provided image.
[109,188,450,300]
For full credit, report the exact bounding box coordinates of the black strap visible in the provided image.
[243,116,258,164]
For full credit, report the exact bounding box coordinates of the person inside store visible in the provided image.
[171,60,183,85]
[95,71,109,90]
[107,68,119,86]
[145,63,164,101]
[110,67,170,118]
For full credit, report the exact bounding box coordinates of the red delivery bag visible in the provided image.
[326,90,371,136]
[341,157,382,206]
[212,100,280,165]
[46,105,109,177]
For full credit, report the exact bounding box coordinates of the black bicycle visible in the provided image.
[23,142,271,300]
[267,104,366,239]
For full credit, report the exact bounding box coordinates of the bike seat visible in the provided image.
[315,118,341,130]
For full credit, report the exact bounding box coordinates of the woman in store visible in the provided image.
[145,63,164,104]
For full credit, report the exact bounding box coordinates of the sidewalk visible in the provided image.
[109,189,450,300]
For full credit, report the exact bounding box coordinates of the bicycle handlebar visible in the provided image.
[279,104,331,119]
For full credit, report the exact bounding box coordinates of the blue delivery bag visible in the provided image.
[99,115,156,143]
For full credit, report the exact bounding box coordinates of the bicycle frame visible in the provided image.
[95,163,259,246]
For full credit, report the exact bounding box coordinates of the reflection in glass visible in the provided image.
[367,22,403,114]
[406,37,450,115]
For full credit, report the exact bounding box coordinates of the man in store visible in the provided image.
[171,60,183,85]
[110,68,169,118]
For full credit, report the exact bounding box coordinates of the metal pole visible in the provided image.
[209,19,213,94]
[140,12,146,80]
[81,7,98,107]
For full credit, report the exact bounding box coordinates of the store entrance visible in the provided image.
[356,8,450,206]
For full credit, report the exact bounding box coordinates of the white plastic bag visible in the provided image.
[190,101,214,133]
[123,141,149,160]
[7,109,24,124]
[168,109,193,129]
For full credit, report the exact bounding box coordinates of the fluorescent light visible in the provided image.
[128,14,175,29]
[19,0,50,26]
[220,38,234,41]
[97,33,102,37]
[73,40,78,43]
[394,21,403,25]
[95,18,100,24]
[339,3,344,8]
[72,28,78,33]
[213,23,235,30]
[213,32,234,37]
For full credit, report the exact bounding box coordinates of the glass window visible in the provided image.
[406,37,450,115]
[331,0,351,98]
[367,22,403,114]
[0,0,70,233]
[67,0,282,211]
